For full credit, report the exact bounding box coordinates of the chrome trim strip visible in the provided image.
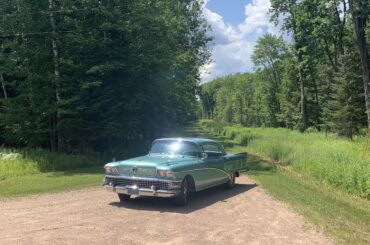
[104,185,180,198]
[105,174,181,183]
[176,168,232,177]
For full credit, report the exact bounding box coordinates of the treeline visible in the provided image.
[0,0,209,152]
[200,0,370,139]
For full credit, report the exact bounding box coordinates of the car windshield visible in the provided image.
[150,140,199,157]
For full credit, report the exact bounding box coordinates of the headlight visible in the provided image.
[157,170,174,178]
[105,166,119,174]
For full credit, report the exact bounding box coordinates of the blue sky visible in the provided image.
[207,0,251,26]
[201,0,278,82]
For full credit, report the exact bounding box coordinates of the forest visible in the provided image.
[200,0,370,140]
[0,0,210,153]
[0,0,370,154]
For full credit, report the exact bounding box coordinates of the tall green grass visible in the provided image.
[199,120,370,199]
[0,148,107,177]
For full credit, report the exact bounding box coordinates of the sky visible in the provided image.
[200,0,278,82]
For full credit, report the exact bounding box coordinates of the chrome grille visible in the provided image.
[106,177,176,190]
[118,166,157,176]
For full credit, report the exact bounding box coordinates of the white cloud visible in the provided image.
[238,0,276,35]
[203,8,241,45]
[201,0,278,83]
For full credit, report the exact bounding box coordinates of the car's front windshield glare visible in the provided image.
[150,141,199,157]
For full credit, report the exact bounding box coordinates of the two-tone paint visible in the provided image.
[103,138,248,199]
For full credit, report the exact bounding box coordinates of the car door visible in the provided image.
[200,143,229,188]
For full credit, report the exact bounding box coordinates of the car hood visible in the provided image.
[105,155,196,177]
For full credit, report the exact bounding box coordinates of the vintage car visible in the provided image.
[103,138,248,205]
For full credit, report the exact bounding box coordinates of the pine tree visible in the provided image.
[328,48,366,139]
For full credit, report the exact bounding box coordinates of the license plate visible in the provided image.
[127,187,139,195]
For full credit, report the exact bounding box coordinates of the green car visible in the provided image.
[103,138,248,205]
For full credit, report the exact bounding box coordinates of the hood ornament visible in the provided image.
[132,167,138,173]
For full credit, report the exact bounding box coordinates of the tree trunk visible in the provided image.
[290,8,308,131]
[0,73,7,100]
[299,68,307,130]
[296,45,308,131]
[48,0,63,151]
[348,0,370,129]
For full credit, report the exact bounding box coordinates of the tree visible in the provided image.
[348,0,370,130]
[252,34,288,126]
[328,47,366,139]
[270,0,309,130]
[0,0,210,152]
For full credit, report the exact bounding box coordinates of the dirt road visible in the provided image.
[0,176,332,245]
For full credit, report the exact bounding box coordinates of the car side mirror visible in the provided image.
[201,152,208,160]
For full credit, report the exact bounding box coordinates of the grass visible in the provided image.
[0,147,107,177]
[249,157,370,245]
[0,147,110,198]
[197,123,370,244]
[0,167,104,199]
[199,120,370,199]
[0,127,177,199]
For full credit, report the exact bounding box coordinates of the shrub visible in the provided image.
[0,147,107,177]
[198,120,370,199]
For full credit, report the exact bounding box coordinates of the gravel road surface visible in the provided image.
[0,176,332,245]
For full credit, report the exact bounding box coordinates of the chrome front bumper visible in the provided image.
[103,175,181,198]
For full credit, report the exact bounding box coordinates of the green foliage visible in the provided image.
[200,72,280,127]
[250,162,370,245]
[268,0,370,132]
[0,0,210,152]
[199,120,370,199]
[200,1,369,136]
[0,167,104,198]
[328,48,367,138]
[0,147,107,177]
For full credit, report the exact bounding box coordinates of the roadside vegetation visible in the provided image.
[0,148,106,177]
[0,148,109,198]
[0,167,104,198]
[248,157,370,245]
[197,122,370,244]
[199,120,370,199]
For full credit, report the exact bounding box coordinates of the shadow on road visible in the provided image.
[109,183,256,214]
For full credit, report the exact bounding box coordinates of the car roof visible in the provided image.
[153,137,218,145]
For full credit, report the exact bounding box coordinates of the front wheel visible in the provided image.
[118,193,131,202]
[225,173,236,189]
[173,178,188,206]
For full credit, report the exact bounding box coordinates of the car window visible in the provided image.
[150,140,200,157]
[202,143,221,154]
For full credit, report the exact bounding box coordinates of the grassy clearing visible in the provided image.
[0,147,107,177]
[199,120,370,199]
[0,147,109,198]
[197,124,370,244]
[0,167,104,199]
[0,128,179,198]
